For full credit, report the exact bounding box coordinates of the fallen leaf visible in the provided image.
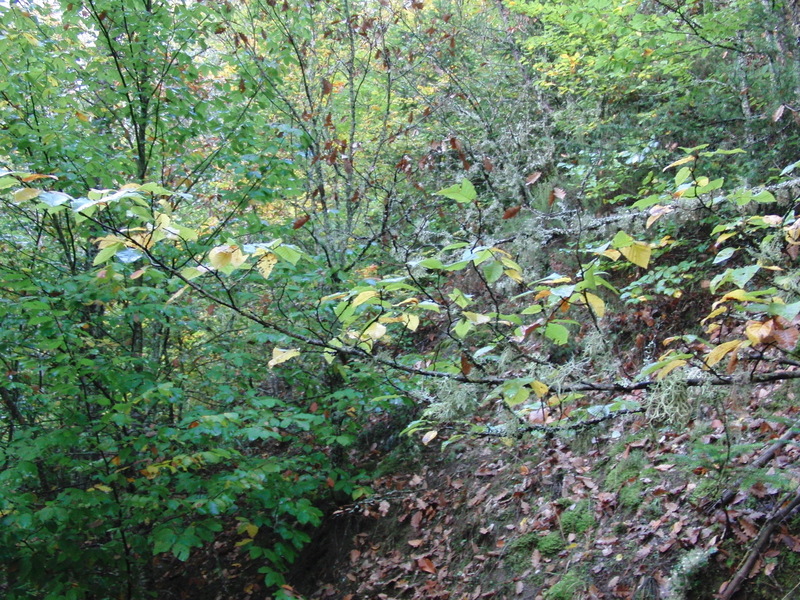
[525,172,542,186]
[503,205,522,219]
[417,557,437,574]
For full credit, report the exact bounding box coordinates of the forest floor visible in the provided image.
[157,379,800,600]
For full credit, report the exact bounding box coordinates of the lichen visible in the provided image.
[664,547,717,600]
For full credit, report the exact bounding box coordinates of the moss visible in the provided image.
[538,532,564,557]
[560,500,594,534]
[604,450,646,490]
[504,533,539,572]
[618,481,645,510]
[544,570,587,600]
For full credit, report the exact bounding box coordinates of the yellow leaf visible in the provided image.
[531,381,549,398]
[585,292,605,318]
[701,306,727,324]
[402,313,420,331]
[657,236,675,248]
[95,234,128,249]
[256,252,278,279]
[166,285,189,304]
[378,315,405,324]
[394,297,419,306]
[663,155,696,170]
[268,347,300,368]
[718,289,750,303]
[715,232,737,245]
[504,269,524,283]
[745,320,774,345]
[362,322,387,341]
[352,290,379,307]
[599,249,621,260]
[656,359,686,380]
[14,188,41,202]
[421,430,438,445]
[540,276,572,285]
[208,245,246,269]
[245,524,259,538]
[620,242,651,269]
[646,205,674,229]
[463,311,491,324]
[705,340,743,368]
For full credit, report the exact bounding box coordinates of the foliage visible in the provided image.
[1,0,800,597]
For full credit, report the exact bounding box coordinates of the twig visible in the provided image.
[710,423,799,511]
[719,487,800,600]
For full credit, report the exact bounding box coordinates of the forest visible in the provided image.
[1,0,799,598]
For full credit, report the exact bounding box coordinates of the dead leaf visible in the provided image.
[417,557,437,574]
[293,214,310,229]
[525,171,542,186]
[503,205,522,220]
[321,78,333,95]
[460,354,473,375]
[467,483,491,508]
[408,539,424,548]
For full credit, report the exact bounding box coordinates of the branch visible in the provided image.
[719,486,800,600]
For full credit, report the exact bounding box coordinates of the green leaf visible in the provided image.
[483,260,504,283]
[272,244,302,265]
[435,178,477,203]
[418,258,444,269]
[713,247,736,264]
[631,194,662,210]
[453,319,472,338]
[611,230,634,248]
[93,243,124,265]
[674,166,691,186]
[544,322,569,345]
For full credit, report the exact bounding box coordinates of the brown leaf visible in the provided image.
[408,539,424,548]
[772,325,799,350]
[321,78,333,95]
[460,354,473,375]
[411,511,423,529]
[349,549,360,564]
[482,157,494,172]
[21,173,57,182]
[467,483,491,508]
[773,104,786,122]
[417,557,437,574]
[503,205,522,220]
[293,214,310,229]
[525,171,542,186]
